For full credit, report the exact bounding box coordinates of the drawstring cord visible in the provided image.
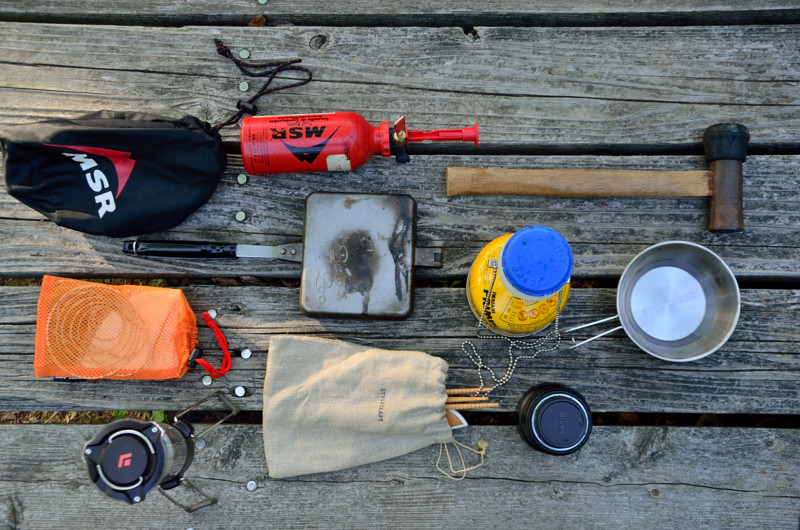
[212,38,313,133]
[195,311,232,378]
[199,38,312,375]
[436,439,490,480]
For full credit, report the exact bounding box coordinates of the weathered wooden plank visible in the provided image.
[0,424,796,528]
[1,286,797,413]
[0,0,798,27]
[0,23,798,148]
[2,155,799,280]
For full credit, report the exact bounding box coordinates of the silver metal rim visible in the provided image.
[616,241,740,362]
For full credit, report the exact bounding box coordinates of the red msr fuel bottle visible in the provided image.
[240,112,478,174]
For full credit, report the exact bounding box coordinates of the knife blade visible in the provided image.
[122,240,303,263]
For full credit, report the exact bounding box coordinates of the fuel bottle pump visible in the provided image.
[240,113,478,175]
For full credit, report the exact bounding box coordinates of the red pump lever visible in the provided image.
[407,123,479,146]
[393,116,479,146]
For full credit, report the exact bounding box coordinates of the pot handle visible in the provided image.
[563,314,623,350]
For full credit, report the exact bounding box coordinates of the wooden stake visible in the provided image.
[446,396,490,403]
[445,387,494,396]
[445,402,500,411]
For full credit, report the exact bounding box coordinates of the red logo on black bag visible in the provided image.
[44,144,136,218]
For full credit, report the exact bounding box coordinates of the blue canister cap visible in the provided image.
[500,226,573,297]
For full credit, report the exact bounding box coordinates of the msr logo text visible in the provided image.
[45,144,137,219]
[270,125,327,140]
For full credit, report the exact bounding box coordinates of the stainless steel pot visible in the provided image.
[567,241,740,362]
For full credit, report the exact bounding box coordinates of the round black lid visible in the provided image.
[83,419,165,504]
[518,383,592,455]
[99,434,151,487]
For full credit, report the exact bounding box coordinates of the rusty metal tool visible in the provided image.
[446,123,750,232]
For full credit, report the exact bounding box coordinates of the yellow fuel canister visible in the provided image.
[467,226,573,337]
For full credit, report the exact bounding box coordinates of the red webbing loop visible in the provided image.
[195,311,232,378]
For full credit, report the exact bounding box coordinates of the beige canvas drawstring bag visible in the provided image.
[263,335,458,478]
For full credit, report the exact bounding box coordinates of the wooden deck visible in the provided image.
[1,2,798,528]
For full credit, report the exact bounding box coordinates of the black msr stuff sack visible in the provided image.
[1,40,311,237]
[1,110,226,237]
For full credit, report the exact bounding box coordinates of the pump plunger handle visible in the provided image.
[407,123,479,146]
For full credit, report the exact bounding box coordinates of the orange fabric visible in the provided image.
[35,276,197,380]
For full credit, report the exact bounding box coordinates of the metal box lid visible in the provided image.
[300,193,416,319]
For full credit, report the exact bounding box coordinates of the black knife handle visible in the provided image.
[123,240,237,259]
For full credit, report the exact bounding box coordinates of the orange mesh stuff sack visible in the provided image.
[34,276,197,380]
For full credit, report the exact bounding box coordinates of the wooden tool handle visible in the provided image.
[446,167,712,198]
